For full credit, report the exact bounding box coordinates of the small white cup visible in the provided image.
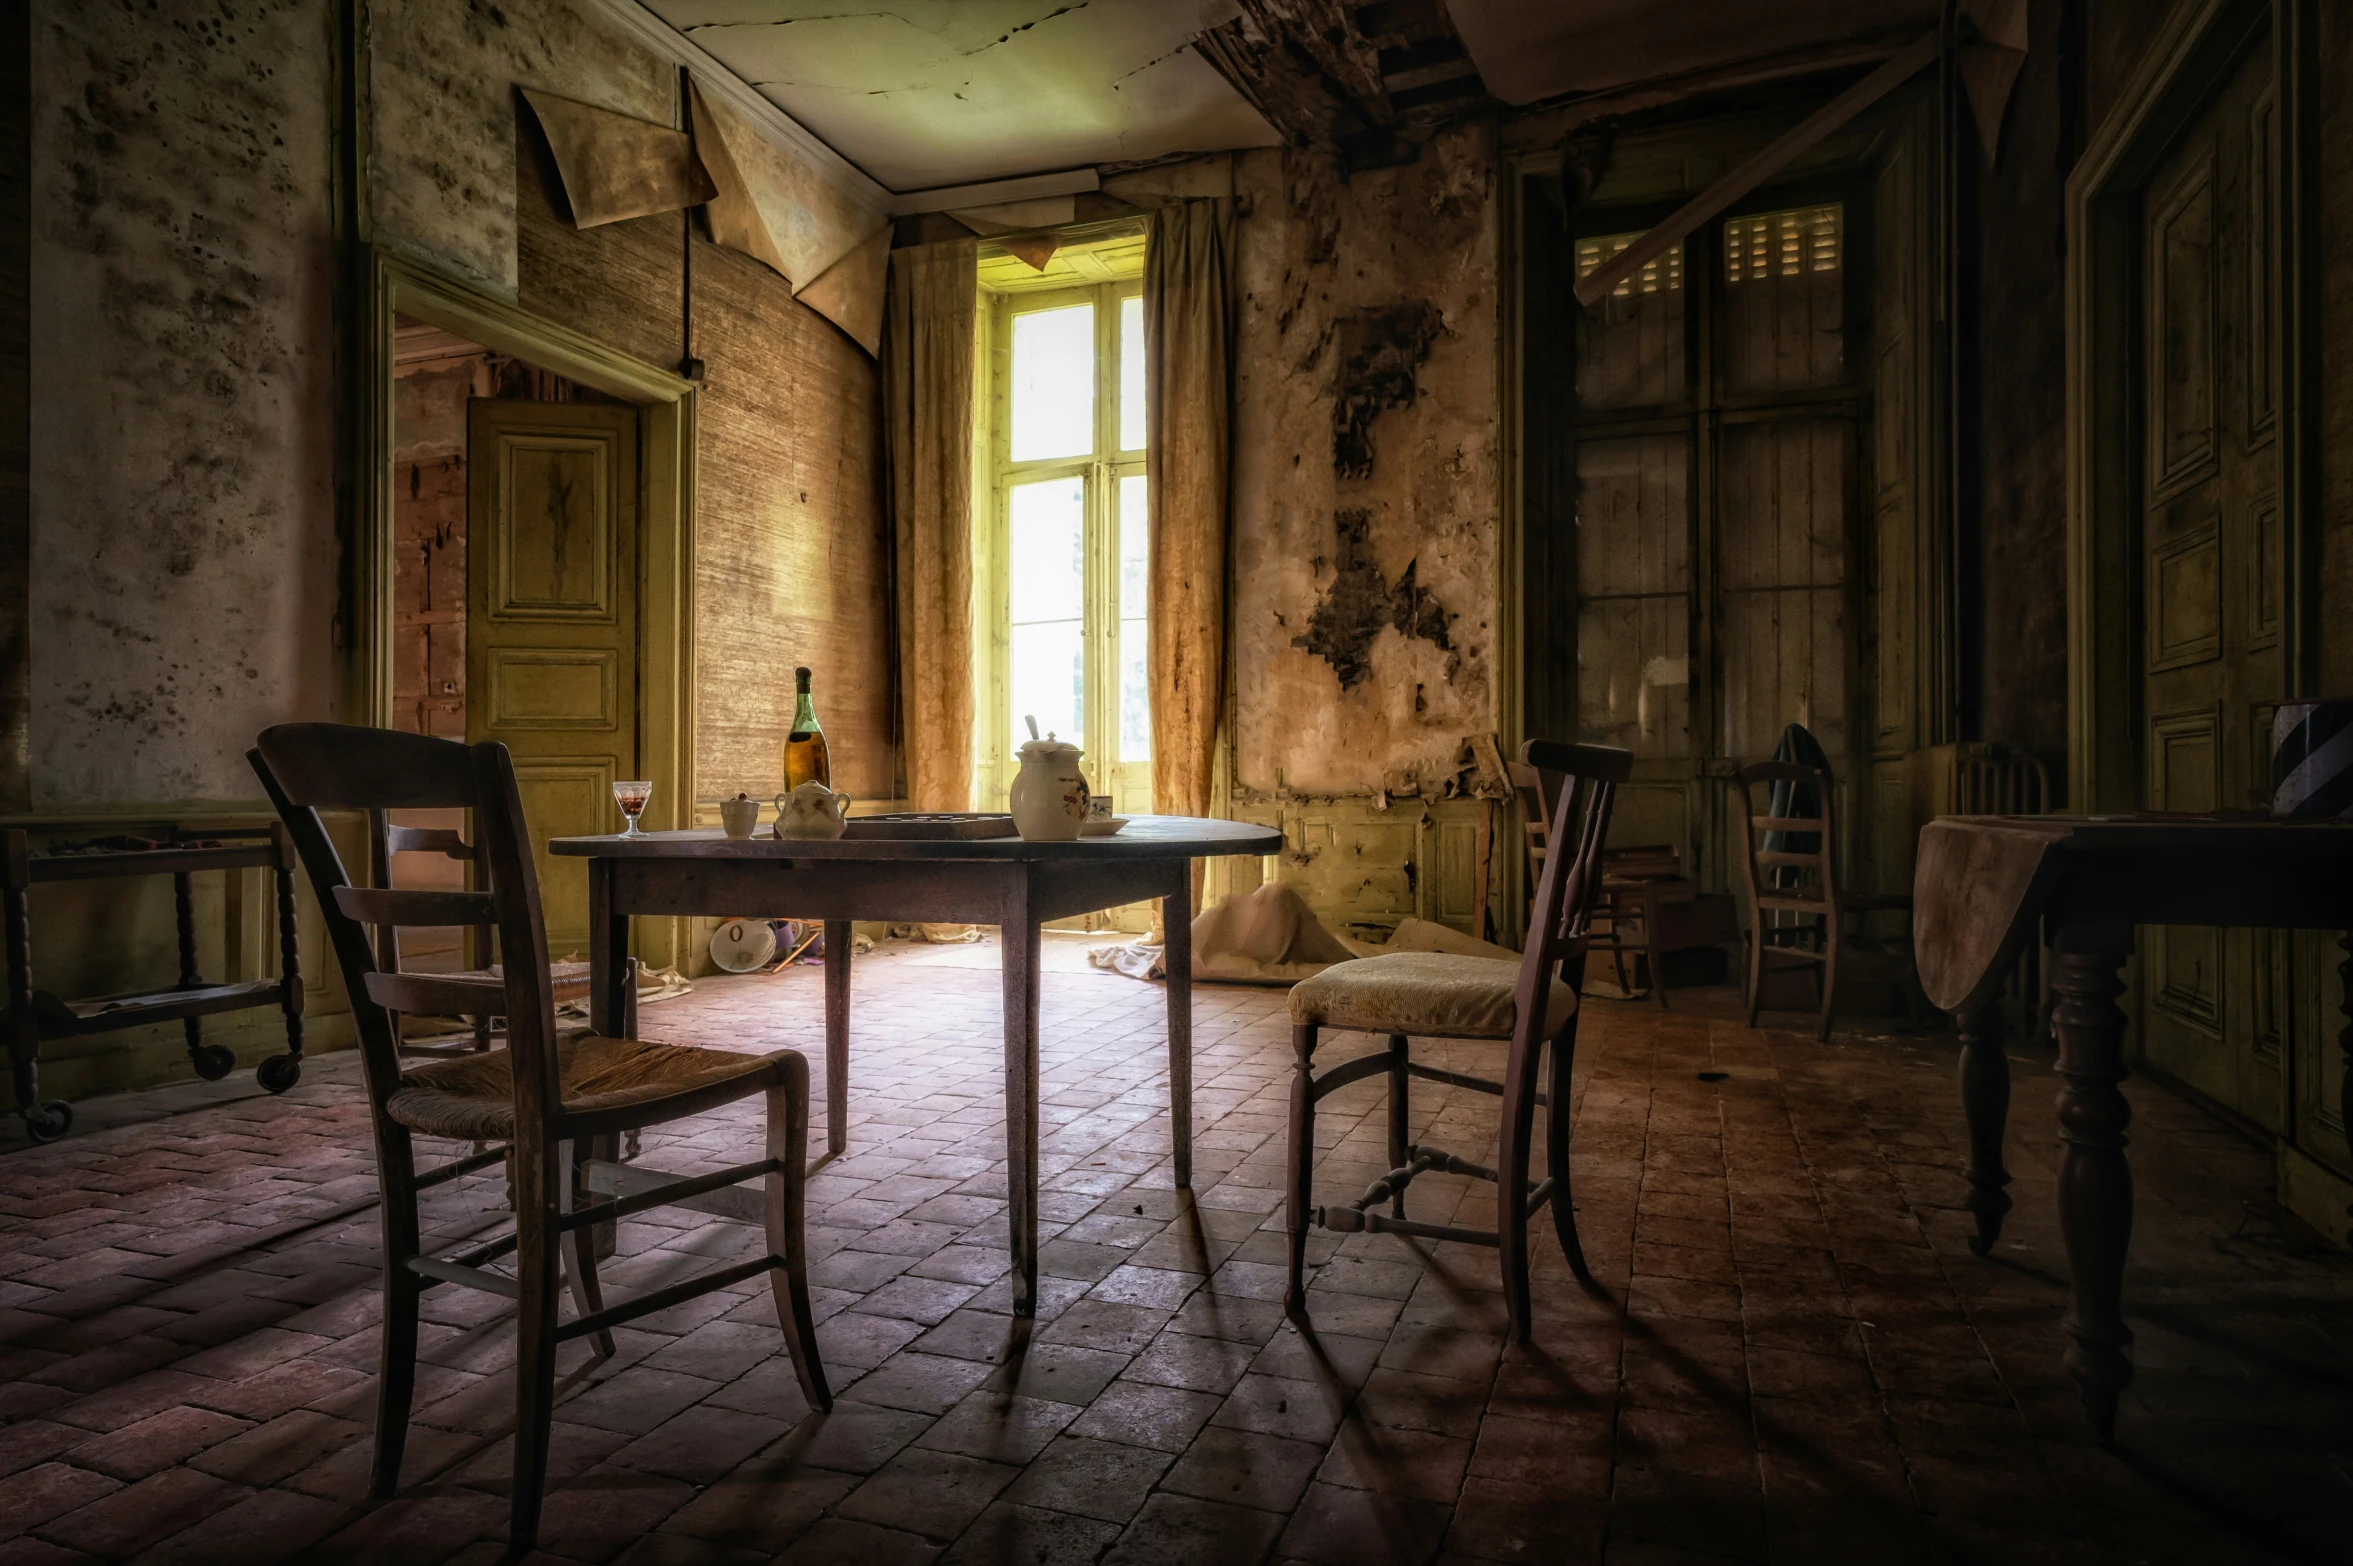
[719,796,761,839]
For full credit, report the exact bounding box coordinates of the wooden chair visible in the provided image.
[250,723,829,1550]
[1287,740,1630,1342]
[1733,760,1918,1041]
[366,817,620,1055]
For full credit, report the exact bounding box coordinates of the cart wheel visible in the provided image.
[189,1043,237,1081]
[22,1100,72,1142]
[256,1054,302,1094]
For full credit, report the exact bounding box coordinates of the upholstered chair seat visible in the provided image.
[1287,951,1577,1040]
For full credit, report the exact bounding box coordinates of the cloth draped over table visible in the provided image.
[1142,198,1236,824]
[883,239,979,816]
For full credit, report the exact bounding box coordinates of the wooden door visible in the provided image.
[467,399,640,959]
[2135,40,2282,1129]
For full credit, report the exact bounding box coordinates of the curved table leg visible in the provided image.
[1958,1004,2012,1255]
[2051,926,2134,1442]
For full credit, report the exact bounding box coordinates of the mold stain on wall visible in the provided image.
[29,0,337,805]
[1231,122,1498,799]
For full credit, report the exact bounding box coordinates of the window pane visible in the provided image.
[1010,304,1094,461]
[1575,232,1685,409]
[1011,622,1084,753]
[1722,204,1843,394]
[1118,474,1150,762]
[1119,294,1146,452]
[1008,478,1084,624]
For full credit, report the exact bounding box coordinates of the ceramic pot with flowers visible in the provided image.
[772,781,853,840]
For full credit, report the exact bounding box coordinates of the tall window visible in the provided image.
[976,241,1151,816]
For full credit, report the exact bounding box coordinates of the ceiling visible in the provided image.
[642,0,1282,194]
[1445,0,1941,107]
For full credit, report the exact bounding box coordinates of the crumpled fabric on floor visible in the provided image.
[1088,880,1523,985]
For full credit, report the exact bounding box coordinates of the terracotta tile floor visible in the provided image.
[2,937,2349,1564]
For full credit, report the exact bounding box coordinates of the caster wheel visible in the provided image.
[22,1100,72,1142]
[190,1043,237,1081]
[256,1054,302,1094]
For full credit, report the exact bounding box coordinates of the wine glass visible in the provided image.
[613,780,654,837]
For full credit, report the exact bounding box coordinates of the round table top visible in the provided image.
[550,814,1282,862]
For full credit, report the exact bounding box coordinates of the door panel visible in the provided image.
[2135,41,2281,1130]
[469,400,639,960]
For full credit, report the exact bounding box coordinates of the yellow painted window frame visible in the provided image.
[973,272,1148,816]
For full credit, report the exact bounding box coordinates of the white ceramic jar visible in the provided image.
[1009,735,1089,841]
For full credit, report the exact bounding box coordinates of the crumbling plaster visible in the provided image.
[28,0,338,807]
[1230,124,1500,799]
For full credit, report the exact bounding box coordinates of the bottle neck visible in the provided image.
[791,691,820,735]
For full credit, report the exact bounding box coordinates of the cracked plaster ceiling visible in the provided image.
[1446,0,1942,107]
[641,0,1282,193]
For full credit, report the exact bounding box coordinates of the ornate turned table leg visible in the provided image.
[1958,1004,2012,1256]
[2050,927,2135,1442]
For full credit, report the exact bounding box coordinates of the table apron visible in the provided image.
[2046,848,2353,934]
[603,856,1179,926]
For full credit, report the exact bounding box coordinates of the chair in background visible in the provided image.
[366,818,624,1055]
[1510,762,1712,1005]
[252,723,828,1550]
[1733,760,1921,1041]
[1954,742,2054,816]
[1287,740,1630,1342]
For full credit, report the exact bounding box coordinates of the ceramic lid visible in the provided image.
[1017,733,1083,761]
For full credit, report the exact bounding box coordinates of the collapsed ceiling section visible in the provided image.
[639,0,1284,193]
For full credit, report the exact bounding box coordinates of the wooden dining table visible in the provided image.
[1912,814,2353,1440]
[550,816,1281,1315]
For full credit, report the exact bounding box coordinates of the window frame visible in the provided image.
[974,275,1148,812]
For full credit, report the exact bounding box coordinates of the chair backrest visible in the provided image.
[1953,743,2052,816]
[1733,760,1838,921]
[372,820,493,980]
[1516,739,1633,1021]
[1506,760,1554,876]
[251,724,561,1131]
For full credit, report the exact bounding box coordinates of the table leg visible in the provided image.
[2340,934,2353,1250]
[587,860,629,1039]
[1165,863,1193,1190]
[1001,872,1042,1316]
[2051,924,2134,1441]
[1958,1003,2011,1256]
[823,920,852,1163]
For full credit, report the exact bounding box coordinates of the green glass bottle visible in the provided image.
[783,666,832,790]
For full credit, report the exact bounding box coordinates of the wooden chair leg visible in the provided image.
[1744,923,1765,1027]
[1544,1026,1590,1282]
[559,1139,613,1359]
[1496,1030,1538,1343]
[1285,1024,1317,1318]
[765,1064,831,1412]
[1645,900,1670,1009]
[508,1148,561,1551]
[1385,1033,1409,1218]
[370,1135,424,1499]
[1818,917,1840,1043]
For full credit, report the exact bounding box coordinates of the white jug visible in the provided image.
[1009,730,1088,842]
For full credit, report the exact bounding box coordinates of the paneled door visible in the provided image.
[1573,196,1862,889]
[467,399,640,959]
[2135,38,2282,1129]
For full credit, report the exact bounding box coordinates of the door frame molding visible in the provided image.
[348,247,698,967]
[2064,0,2310,812]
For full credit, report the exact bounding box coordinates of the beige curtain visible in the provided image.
[883,238,978,813]
[1143,198,1236,822]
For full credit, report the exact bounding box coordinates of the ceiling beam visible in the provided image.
[1573,27,1942,309]
[888,169,1104,218]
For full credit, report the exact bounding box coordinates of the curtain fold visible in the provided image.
[1143,198,1236,823]
[882,238,978,813]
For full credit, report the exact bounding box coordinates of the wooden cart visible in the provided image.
[3,826,304,1141]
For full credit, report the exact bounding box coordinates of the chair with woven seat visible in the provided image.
[1285,739,1629,1342]
[250,723,829,1550]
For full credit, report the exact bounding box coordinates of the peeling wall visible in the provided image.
[1230,124,1500,799]
[28,0,339,807]
[371,0,673,296]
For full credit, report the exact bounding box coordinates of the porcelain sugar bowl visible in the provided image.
[773,780,853,840]
[1009,727,1089,841]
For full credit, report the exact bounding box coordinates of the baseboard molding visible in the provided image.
[2278,1142,2353,1252]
